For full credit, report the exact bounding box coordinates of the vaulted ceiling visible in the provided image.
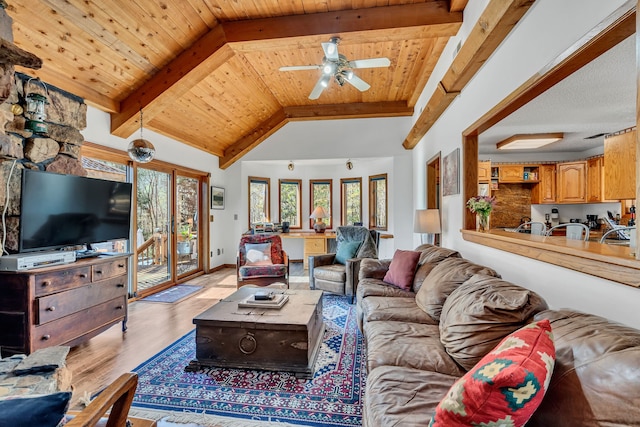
[8,0,467,168]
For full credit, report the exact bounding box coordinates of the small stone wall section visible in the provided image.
[0,3,88,252]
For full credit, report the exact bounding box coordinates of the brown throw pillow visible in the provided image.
[382,249,421,291]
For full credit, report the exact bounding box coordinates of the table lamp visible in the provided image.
[310,206,329,233]
[414,209,441,245]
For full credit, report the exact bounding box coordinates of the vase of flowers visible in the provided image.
[466,195,496,232]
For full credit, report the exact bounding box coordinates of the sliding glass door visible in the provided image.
[176,174,200,277]
[136,167,172,294]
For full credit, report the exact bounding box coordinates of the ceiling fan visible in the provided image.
[279,37,391,100]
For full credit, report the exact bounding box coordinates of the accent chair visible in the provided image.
[236,234,289,288]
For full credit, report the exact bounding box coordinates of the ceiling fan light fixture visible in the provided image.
[344,70,353,80]
[496,132,564,150]
[320,74,331,88]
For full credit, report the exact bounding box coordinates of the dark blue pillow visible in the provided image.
[0,391,71,427]
[335,241,362,264]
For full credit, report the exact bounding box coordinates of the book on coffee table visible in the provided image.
[238,293,289,309]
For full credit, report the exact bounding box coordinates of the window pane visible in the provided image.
[341,178,362,225]
[370,174,387,230]
[249,177,270,227]
[279,179,301,228]
[311,180,332,229]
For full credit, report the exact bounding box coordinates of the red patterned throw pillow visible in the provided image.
[429,319,555,427]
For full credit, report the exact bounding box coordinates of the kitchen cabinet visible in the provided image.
[587,156,605,202]
[557,161,587,203]
[498,165,524,182]
[532,164,556,204]
[604,130,636,200]
[478,161,491,183]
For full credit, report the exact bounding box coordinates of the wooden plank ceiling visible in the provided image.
[8,0,466,168]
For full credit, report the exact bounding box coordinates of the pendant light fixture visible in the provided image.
[128,108,155,163]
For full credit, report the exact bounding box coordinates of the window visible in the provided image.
[341,177,362,226]
[369,173,387,230]
[249,176,270,228]
[310,179,332,229]
[279,179,302,229]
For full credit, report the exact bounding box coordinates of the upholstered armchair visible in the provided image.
[237,234,289,288]
[309,226,378,303]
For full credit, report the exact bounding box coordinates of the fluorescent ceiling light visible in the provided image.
[496,133,564,150]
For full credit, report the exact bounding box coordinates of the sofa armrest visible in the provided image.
[359,258,392,280]
[345,258,363,298]
[308,253,336,289]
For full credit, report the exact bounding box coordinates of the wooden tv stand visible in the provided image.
[0,254,130,355]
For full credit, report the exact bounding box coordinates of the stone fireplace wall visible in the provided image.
[0,3,88,253]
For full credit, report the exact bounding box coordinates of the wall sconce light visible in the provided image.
[288,161,294,171]
[128,108,156,163]
[24,77,49,135]
[346,159,353,170]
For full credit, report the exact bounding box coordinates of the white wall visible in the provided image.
[413,0,640,328]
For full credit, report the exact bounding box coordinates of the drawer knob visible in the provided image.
[117,283,125,288]
[42,334,50,341]
[79,273,88,278]
[116,305,124,310]
[47,306,55,312]
[118,264,125,268]
[41,280,51,287]
[95,270,102,275]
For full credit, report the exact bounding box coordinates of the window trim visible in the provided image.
[368,173,388,230]
[340,177,362,226]
[248,176,270,229]
[310,179,333,230]
[278,178,302,229]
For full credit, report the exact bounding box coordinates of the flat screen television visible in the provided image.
[19,169,133,253]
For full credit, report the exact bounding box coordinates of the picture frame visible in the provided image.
[210,186,225,210]
[442,148,460,196]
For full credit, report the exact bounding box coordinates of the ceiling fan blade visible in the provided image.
[279,65,321,71]
[321,41,339,61]
[346,74,371,92]
[348,57,391,69]
[309,76,328,100]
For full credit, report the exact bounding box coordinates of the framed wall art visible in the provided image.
[442,148,460,196]
[210,186,225,209]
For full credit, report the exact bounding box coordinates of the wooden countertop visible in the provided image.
[461,229,640,288]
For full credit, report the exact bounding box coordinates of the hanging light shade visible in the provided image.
[128,109,155,163]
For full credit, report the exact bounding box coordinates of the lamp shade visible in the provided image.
[310,206,329,219]
[414,209,441,234]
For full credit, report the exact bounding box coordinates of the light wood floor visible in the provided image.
[65,264,309,409]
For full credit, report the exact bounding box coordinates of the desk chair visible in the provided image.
[545,223,590,241]
[514,221,547,236]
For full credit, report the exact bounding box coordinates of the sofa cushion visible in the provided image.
[528,309,640,427]
[412,246,462,292]
[335,240,361,264]
[364,321,466,376]
[360,296,437,327]
[0,391,72,427]
[415,258,500,321]
[383,249,421,291]
[439,274,549,370]
[238,263,288,279]
[429,319,555,427]
[313,263,346,283]
[356,278,414,300]
[364,366,459,427]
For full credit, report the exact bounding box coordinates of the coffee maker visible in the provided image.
[586,215,599,230]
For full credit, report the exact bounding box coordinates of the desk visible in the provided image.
[281,232,336,268]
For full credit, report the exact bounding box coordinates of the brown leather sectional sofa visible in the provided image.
[356,244,640,426]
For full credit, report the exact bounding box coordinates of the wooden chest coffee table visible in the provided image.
[186,288,324,378]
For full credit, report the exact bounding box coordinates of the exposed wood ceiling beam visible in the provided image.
[223,2,461,43]
[450,0,469,13]
[403,0,535,149]
[218,101,413,169]
[284,101,413,120]
[110,25,231,138]
[111,3,462,143]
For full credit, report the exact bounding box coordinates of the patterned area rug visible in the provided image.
[141,285,203,303]
[131,294,365,426]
